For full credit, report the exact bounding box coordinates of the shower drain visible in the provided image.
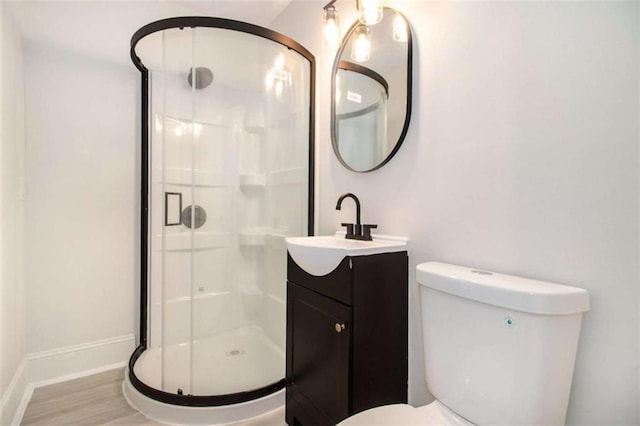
[226,349,244,357]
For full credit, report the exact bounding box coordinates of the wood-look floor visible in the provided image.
[21,368,159,425]
[21,368,286,425]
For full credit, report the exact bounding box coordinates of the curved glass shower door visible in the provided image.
[128,18,313,407]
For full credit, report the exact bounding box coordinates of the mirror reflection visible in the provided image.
[332,8,412,172]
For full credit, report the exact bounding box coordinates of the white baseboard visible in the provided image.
[27,334,136,386]
[0,358,28,426]
[0,334,136,425]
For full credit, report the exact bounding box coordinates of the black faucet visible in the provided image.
[335,193,377,241]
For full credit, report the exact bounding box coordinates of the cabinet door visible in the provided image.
[287,282,352,425]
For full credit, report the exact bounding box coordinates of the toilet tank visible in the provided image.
[417,262,589,426]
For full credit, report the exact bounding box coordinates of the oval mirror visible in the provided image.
[331,8,412,172]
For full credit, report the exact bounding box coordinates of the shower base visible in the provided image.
[123,326,285,425]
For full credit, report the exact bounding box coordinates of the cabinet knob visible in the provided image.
[335,323,346,333]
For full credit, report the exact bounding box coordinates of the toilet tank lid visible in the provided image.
[416,262,590,315]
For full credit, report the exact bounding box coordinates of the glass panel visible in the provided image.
[162,26,196,395]
[190,27,241,396]
[186,27,312,396]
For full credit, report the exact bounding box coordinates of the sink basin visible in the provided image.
[286,232,408,276]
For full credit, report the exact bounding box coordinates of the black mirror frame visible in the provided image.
[331,7,413,173]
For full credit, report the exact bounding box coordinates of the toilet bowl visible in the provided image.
[339,262,589,426]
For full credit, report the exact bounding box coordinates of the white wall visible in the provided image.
[24,40,139,354]
[273,1,640,424]
[8,1,297,368]
[0,2,27,423]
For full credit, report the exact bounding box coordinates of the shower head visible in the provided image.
[187,67,214,89]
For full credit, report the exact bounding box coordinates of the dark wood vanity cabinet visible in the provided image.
[285,251,408,426]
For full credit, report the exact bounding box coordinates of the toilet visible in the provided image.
[340,262,590,426]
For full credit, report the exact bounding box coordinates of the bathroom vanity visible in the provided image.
[285,236,408,425]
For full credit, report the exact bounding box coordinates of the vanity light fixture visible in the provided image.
[322,3,341,47]
[322,0,384,47]
[357,0,383,25]
[351,26,371,62]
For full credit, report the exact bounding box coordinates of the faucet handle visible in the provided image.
[341,223,355,238]
[362,224,378,241]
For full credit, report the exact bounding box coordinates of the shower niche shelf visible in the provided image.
[158,169,231,187]
[239,232,264,246]
[268,168,303,186]
[157,291,232,306]
[265,232,288,251]
[155,231,231,251]
[239,229,290,248]
[157,115,232,133]
[240,174,266,188]
[244,126,265,135]
[239,230,266,247]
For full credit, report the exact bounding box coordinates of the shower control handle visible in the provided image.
[335,323,346,333]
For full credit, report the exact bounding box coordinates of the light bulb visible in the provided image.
[357,0,383,26]
[351,26,371,62]
[322,6,341,47]
[393,13,408,42]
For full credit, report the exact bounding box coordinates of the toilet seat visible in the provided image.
[337,400,474,426]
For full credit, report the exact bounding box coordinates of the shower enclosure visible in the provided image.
[123,17,314,424]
